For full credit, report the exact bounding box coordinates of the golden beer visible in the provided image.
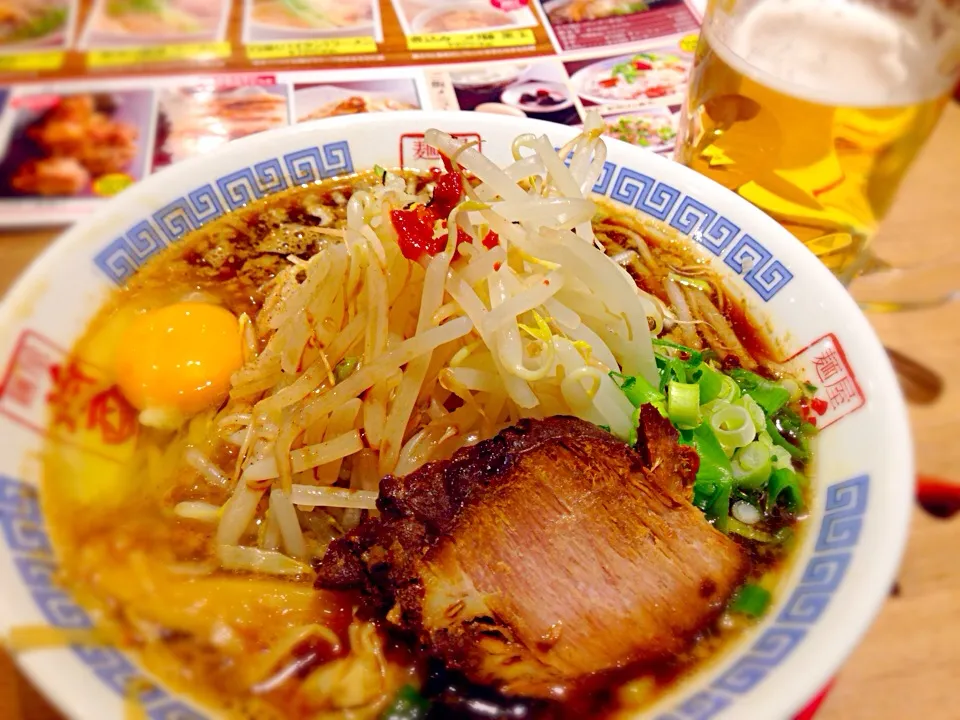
[676,0,959,281]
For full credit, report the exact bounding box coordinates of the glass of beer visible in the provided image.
[675,0,960,283]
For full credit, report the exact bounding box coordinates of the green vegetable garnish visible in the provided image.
[694,363,725,403]
[728,583,772,617]
[667,380,700,428]
[766,467,805,513]
[682,423,734,530]
[381,685,429,720]
[728,368,790,415]
[765,417,808,460]
[731,441,772,489]
[334,356,360,383]
[727,517,776,543]
[610,371,665,414]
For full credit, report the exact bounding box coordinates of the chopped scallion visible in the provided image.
[729,368,791,415]
[731,441,772,490]
[728,583,772,617]
[766,467,804,513]
[381,685,429,720]
[334,356,360,384]
[667,381,700,428]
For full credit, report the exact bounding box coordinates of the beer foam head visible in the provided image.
[713,0,958,106]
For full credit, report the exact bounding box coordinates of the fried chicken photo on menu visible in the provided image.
[9,94,139,197]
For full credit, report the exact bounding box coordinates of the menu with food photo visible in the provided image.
[0,89,153,200]
[445,59,580,125]
[243,0,382,44]
[565,39,693,111]
[293,77,421,121]
[598,106,678,155]
[80,0,231,48]
[153,83,289,169]
[390,0,540,36]
[0,0,76,54]
[538,0,700,52]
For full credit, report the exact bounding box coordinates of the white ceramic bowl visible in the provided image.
[0,112,912,720]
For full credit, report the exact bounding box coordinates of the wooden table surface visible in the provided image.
[1,104,958,720]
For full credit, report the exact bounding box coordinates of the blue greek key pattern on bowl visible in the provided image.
[596,165,794,301]
[0,475,207,720]
[655,473,869,720]
[93,140,354,285]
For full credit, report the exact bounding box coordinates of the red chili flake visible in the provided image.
[456,226,472,247]
[806,416,818,428]
[810,397,828,416]
[482,230,500,249]
[633,60,653,70]
[493,261,502,271]
[391,209,444,260]
[645,85,668,98]
[441,153,454,173]
[430,171,463,219]
[599,77,618,88]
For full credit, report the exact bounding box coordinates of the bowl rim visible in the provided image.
[0,110,914,720]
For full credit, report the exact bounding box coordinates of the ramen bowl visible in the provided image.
[0,112,911,720]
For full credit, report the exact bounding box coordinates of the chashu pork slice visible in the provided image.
[317,413,749,697]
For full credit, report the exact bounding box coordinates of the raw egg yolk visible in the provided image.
[115,302,243,420]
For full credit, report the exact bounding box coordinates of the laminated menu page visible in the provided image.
[0,0,703,226]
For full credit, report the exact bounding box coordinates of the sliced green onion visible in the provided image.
[667,381,700,428]
[780,377,802,401]
[695,363,725,403]
[382,685,429,720]
[737,393,766,434]
[715,373,741,402]
[727,517,776,542]
[682,423,733,531]
[667,272,712,293]
[610,371,664,411]
[729,368,790,414]
[728,582,772,617]
[766,467,805,513]
[765,418,807,460]
[652,337,703,365]
[770,444,794,471]
[334,356,360,384]
[709,404,755,454]
[731,441,772,490]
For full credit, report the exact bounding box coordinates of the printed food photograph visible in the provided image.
[246,0,377,41]
[541,0,700,52]
[153,85,289,170]
[545,0,657,23]
[392,0,538,35]
[0,91,151,199]
[600,107,678,154]
[567,46,693,106]
[83,0,228,46]
[294,79,420,121]
[449,60,580,124]
[0,0,71,48]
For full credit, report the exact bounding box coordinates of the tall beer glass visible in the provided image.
[675,0,960,282]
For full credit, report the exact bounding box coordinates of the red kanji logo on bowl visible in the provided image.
[788,333,865,429]
[0,329,137,460]
[399,132,482,171]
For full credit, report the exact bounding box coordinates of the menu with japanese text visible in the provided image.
[0,0,702,226]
